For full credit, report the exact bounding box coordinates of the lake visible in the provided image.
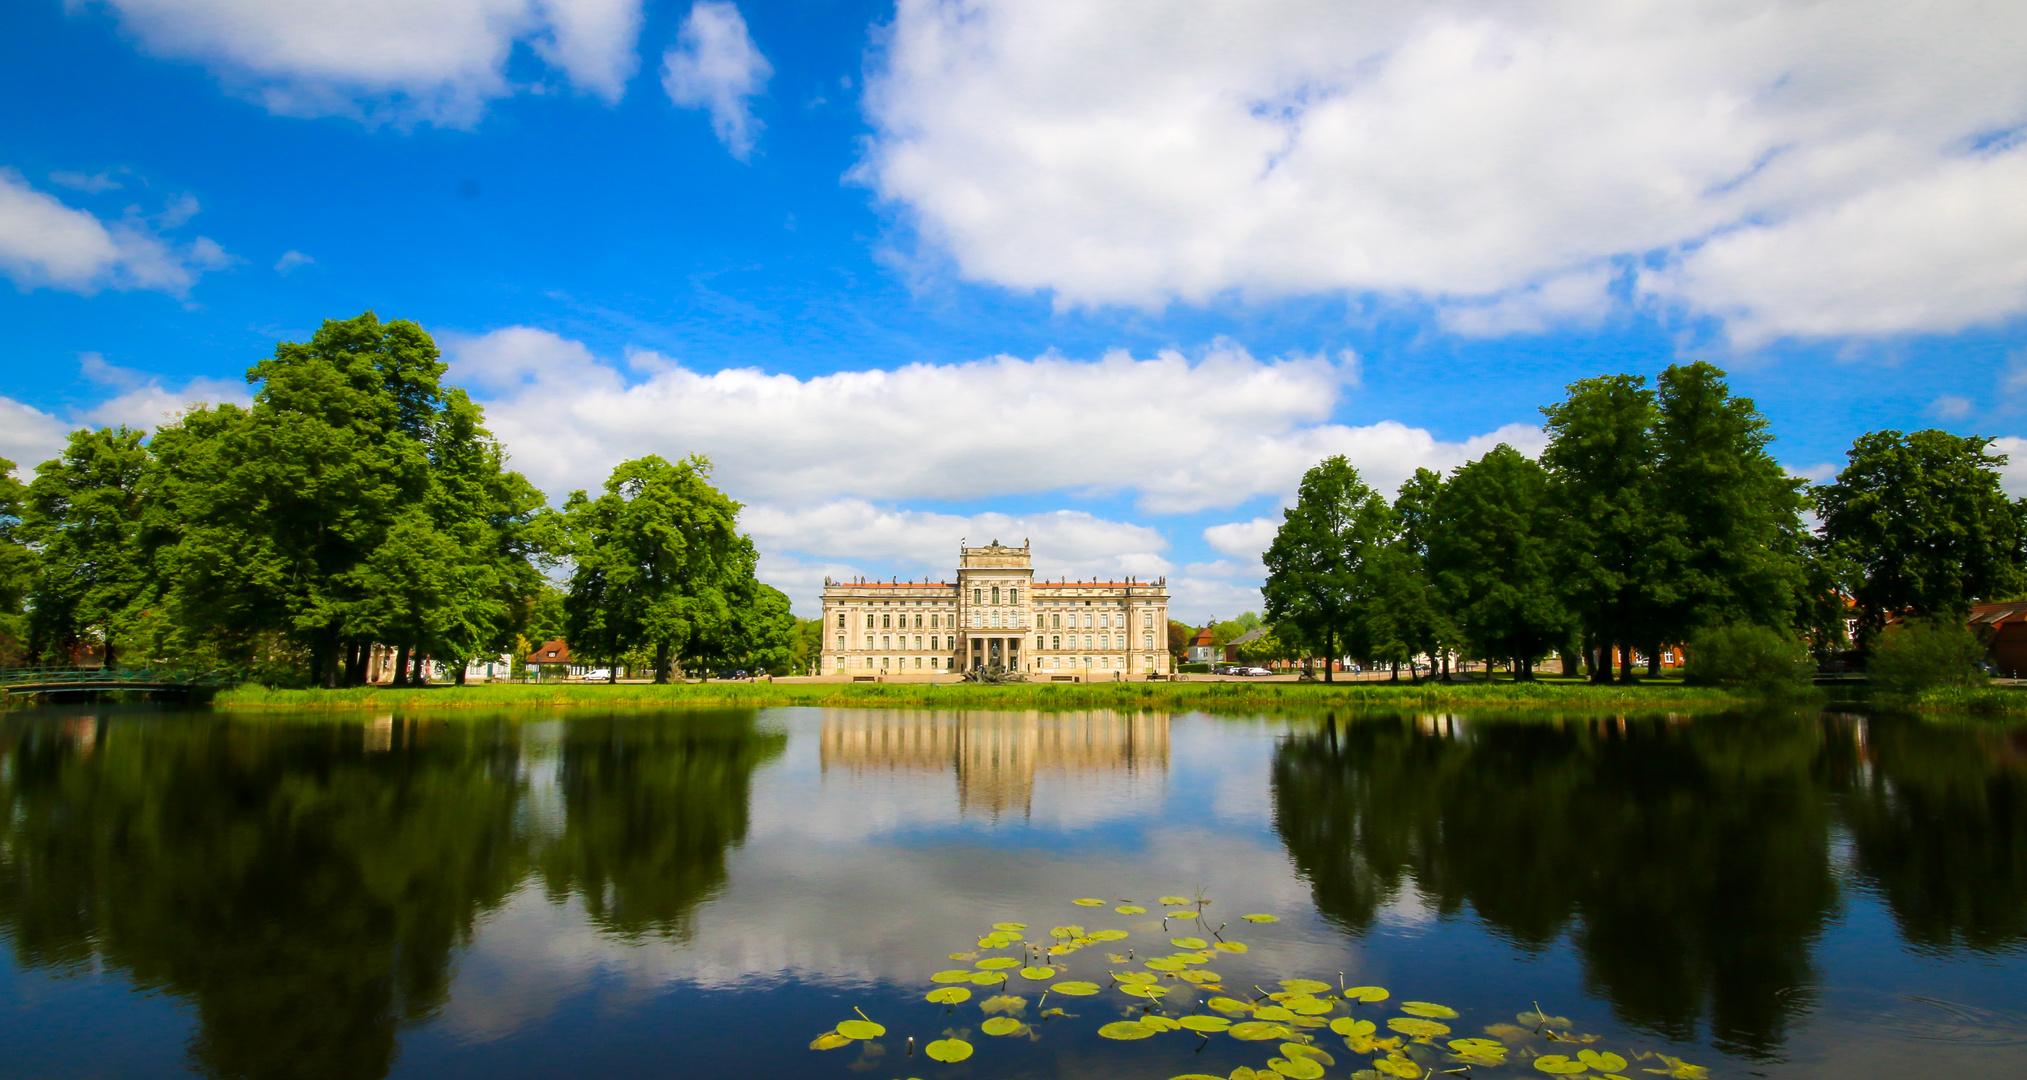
[1,705,2023,1080]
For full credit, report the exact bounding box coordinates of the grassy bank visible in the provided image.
[212,677,1760,713]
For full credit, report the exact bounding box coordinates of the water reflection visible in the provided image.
[0,711,781,1080]
[819,709,1168,817]
[1271,710,2027,1057]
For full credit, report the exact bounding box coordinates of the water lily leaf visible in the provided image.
[1159,895,1193,905]
[1052,980,1101,996]
[991,921,1027,931]
[1099,1021,1158,1040]
[1180,1015,1233,1032]
[1533,1055,1587,1074]
[1345,986,1391,1003]
[836,1019,886,1039]
[1020,966,1056,980]
[810,1032,852,1050]
[1241,914,1279,923]
[926,987,972,1004]
[1073,898,1106,906]
[1288,998,1335,1016]
[1172,950,1213,962]
[1143,1015,1182,1032]
[981,1016,1024,1036]
[925,1038,974,1062]
[1579,1051,1628,1071]
[1331,1018,1377,1037]
[1145,959,1187,972]
[1269,1056,1325,1079]
[1115,971,1159,984]
[1641,1055,1709,1080]
[1400,1002,1458,1019]
[1213,941,1250,954]
[1518,1011,1571,1028]
[1280,979,1331,995]
[1207,996,1255,1013]
[1116,905,1148,914]
[1229,1021,1294,1041]
[1253,1006,1298,1022]
[1088,929,1129,942]
[981,994,1026,1015]
[1121,984,1169,998]
[1387,1018,1450,1038]
[1050,925,1086,938]
[931,969,975,982]
[1375,1056,1423,1077]
[1171,936,1209,949]
[1178,969,1222,984]
[1448,1038,1505,1054]
[976,957,1021,970]
[1284,1043,1336,1065]
[971,972,1007,985]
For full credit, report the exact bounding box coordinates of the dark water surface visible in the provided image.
[2,706,2024,1080]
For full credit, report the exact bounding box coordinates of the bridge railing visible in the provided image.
[0,666,243,689]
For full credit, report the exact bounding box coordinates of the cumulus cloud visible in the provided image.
[1995,437,2027,500]
[861,0,2027,341]
[0,168,229,294]
[450,327,1539,516]
[0,358,250,476]
[88,0,643,125]
[661,2,772,159]
[274,250,314,274]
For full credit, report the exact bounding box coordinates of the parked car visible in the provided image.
[1245,666,1272,677]
[582,668,612,681]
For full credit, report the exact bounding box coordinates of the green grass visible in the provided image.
[213,676,1761,713]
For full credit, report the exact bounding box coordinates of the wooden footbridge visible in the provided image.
[0,667,240,697]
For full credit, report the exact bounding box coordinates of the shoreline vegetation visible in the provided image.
[195,677,2019,714]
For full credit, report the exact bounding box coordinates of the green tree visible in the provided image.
[23,426,151,668]
[1427,445,1571,679]
[1816,430,2027,647]
[0,456,33,664]
[1542,375,1668,682]
[1263,456,1393,681]
[1652,362,1807,652]
[1380,468,1459,681]
[559,455,749,683]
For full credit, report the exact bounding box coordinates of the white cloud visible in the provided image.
[1994,437,2027,500]
[746,498,1169,575]
[89,0,643,125]
[1204,518,1279,560]
[0,357,251,474]
[661,2,772,159]
[0,168,227,295]
[49,170,123,193]
[451,328,1538,516]
[862,0,2027,341]
[274,250,314,274]
[0,398,69,476]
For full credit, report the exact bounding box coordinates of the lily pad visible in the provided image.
[1284,1043,1336,1065]
[1116,905,1148,914]
[991,921,1027,931]
[836,1019,886,1040]
[1051,980,1101,996]
[926,987,972,1004]
[1073,898,1106,906]
[1207,996,1255,1013]
[1280,979,1332,995]
[976,957,1021,970]
[1387,1017,1451,1037]
[971,972,1008,985]
[1099,1021,1158,1040]
[1115,971,1160,984]
[1142,1015,1183,1032]
[1172,936,1209,949]
[1375,1056,1424,1077]
[1288,998,1335,1016]
[981,1016,1024,1036]
[1345,985,1391,1003]
[1331,1017,1376,1037]
[1253,1006,1298,1022]
[1145,958,1187,972]
[1213,941,1250,954]
[1269,1057,1325,1079]
[1158,895,1193,905]
[1179,1015,1233,1032]
[1449,1038,1506,1055]
[1088,929,1129,942]
[1399,1002,1458,1019]
[1241,914,1280,923]
[1020,966,1056,980]
[1166,910,1197,918]
[1120,983,1169,998]
[1532,1055,1587,1074]
[924,1038,974,1062]
[1577,1050,1628,1072]
[1178,969,1222,984]
[1050,925,1086,938]
[1229,1021,1294,1041]
[931,969,976,983]
[810,1032,852,1050]
[981,994,1026,1015]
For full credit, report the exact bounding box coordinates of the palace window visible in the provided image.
[882,614,891,628]
[836,635,845,650]
[866,614,876,629]
[972,612,982,628]
[882,636,890,649]
[991,612,1001,628]
[914,614,922,628]
[991,586,1000,604]
[866,636,875,650]
[930,614,939,628]
[1036,636,1045,650]
[1009,588,1019,604]
[1052,635,1060,650]
[1100,614,1109,629]
[837,614,845,628]
[1084,635,1093,649]
[972,588,982,603]
[1084,614,1093,629]
[914,636,922,649]
[1099,634,1109,649]
[1144,633,1154,650]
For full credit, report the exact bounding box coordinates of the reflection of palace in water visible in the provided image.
[819,710,1170,816]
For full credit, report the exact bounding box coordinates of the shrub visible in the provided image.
[1177,663,1211,673]
[1685,623,1813,693]
[1868,618,1988,697]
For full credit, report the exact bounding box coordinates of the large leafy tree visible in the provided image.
[0,457,32,664]
[1652,362,1807,645]
[560,455,752,683]
[1427,445,1571,680]
[1542,375,1669,681]
[1817,430,2027,645]
[1263,456,1393,681]
[23,427,151,668]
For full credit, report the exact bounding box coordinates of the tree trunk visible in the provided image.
[654,642,670,684]
[1441,652,1451,680]
[609,663,618,684]
[104,639,118,672]
[1618,643,1635,683]
[1591,641,1612,684]
[455,663,467,686]
[392,645,410,687]
[1647,642,1662,679]
[1561,650,1579,678]
[1389,659,1400,682]
[1518,656,1535,681]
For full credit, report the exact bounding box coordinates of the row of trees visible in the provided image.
[1262,362,2026,681]
[0,312,800,685]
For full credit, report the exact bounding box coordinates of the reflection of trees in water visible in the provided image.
[1274,711,2027,1055]
[1274,713,1837,1056]
[0,710,783,1080]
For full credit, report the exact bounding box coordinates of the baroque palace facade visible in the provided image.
[819,541,1170,676]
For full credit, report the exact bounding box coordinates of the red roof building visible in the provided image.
[1970,602,2027,677]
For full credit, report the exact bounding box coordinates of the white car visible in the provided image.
[582,668,612,681]
[1246,666,1272,677]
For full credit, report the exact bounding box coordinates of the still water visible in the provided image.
[1,706,2023,1080]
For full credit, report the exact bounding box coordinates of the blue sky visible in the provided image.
[2,0,2024,618]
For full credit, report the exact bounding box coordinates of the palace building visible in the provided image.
[819,540,1170,676]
